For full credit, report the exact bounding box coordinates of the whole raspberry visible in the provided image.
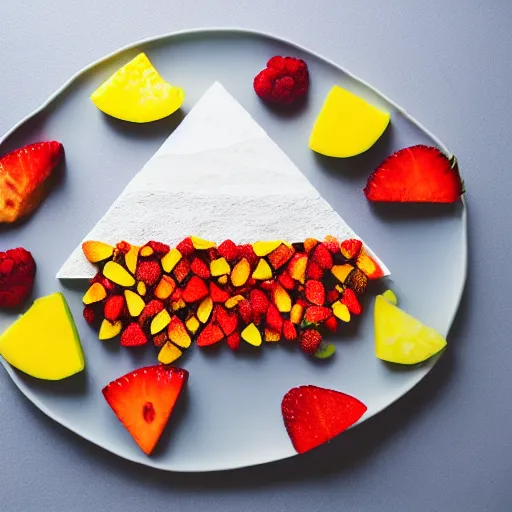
[0,247,36,309]
[135,261,161,287]
[253,56,309,106]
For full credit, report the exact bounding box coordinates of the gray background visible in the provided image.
[0,0,510,511]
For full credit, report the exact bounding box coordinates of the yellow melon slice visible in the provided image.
[90,53,185,123]
[309,85,390,157]
[374,295,446,365]
[0,293,85,380]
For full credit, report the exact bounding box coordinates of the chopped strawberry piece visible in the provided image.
[182,276,208,303]
[121,323,148,347]
[325,316,338,333]
[250,289,270,314]
[304,238,319,253]
[136,261,162,287]
[176,237,195,256]
[340,239,363,260]
[209,281,230,303]
[268,243,294,269]
[147,241,170,255]
[299,329,322,354]
[304,306,331,324]
[278,271,295,290]
[364,145,463,203]
[0,247,36,309]
[215,305,239,336]
[190,257,211,279]
[311,243,333,270]
[218,239,239,261]
[207,247,219,261]
[283,320,297,341]
[238,299,252,324]
[83,305,98,326]
[326,288,340,304]
[281,385,367,454]
[306,261,324,280]
[138,300,164,327]
[266,304,283,333]
[227,332,241,350]
[260,279,274,291]
[102,365,188,455]
[172,258,191,283]
[152,332,168,348]
[170,288,182,302]
[104,295,125,322]
[323,236,340,254]
[341,288,362,315]
[237,244,258,266]
[196,322,225,346]
[305,280,325,306]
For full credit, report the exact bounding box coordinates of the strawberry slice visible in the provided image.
[102,365,188,455]
[190,257,211,279]
[182,276,208,303]
[305,280,325,306]
[0,141,64,223]
[121,323,148,347]
[209,281,230,303]
[215,305,239,336]
[304,306,331,324]
[341,288,362,315]
[281,385,367,453]
[250,289,270,314]
[237,299,252,324]
[266,303,283,333]
[104,295,125,322]
[364,145,463,203]
[311,243,333,270]
[196,322,225,346]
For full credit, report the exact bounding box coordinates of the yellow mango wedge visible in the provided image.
[374,295,446,365]
[309,85,390,158]
[0,293,85,380]
[90,53,185,123]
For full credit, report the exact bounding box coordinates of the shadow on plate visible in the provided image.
[13,367,88,397]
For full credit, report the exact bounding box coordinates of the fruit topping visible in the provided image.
[104,295,125,322]
[103,261,135,287]
[182,276,208,303]
[345,268,368,295]
[218,239,239,261]
[167,317,192,348]
[185,315,200,335]
[90,53,185,124]
[253,56,309,106]
[216,306,239,336]
[252,259,272,280]
[341,289,362,315]
[265,303,283,334]
[332,301,351,322]
[125,245,139,274]
[161,248,182,273]
[283,320,298,341]
[288,253,308,283]
[0,292,84,380]
[150,309,171,335]
[241,323,262,346]
[0,247,36,310]
[281,385,367,453]
[190,236,216,250]
[0,141,64,223]
[121,322,147,347]
[191,257,211,279]
[331,264,354,284]
[99,319,123,340]
[305,280,325,306]
[82,241,114,263]
[309,85,390,158]
[102,365,188,455]
[136,260,161,287]
[210,257,230,277]
[250,289,270,314]
[158,342,182,365]
[154,275,176,300]
[304,306,331,324]
[253,240,282,256]
[227,332,241,350]
[365,144,464,203]
[83,282,106,305]
[374,295,447,364]
[124,290,145,317]
[314,342,336,359]
[340,238,362,261]
[311,243,333,270]
[299,329,323,354]
[197,296,213,323]
[196,322,224,347]
[231,257,251,287]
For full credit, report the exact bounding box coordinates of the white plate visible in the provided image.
[0,28,467,472]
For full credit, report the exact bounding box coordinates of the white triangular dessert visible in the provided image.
[57,82,389,279]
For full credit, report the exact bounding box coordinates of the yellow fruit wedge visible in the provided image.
[0,293,85,380]
[90,53,185,123]
[374,295,447,365]
[309,85,390,158]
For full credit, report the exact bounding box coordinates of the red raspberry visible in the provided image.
[218,240,239,261]
[136,261,161,287]
[0,247,36,309]
[176,237,195,257]
[253,56,309,106]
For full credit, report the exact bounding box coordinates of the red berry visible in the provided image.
[311,243,333,270]
[218,240,239,261]
[176,237,195,257]
[283,320,297,341]
[250,289,270,314]
[121,323,148,347]
[190,257,211,279]
[0,247,36,309]
[305,280,325,306]
[299,329,323,354]
[104,295,125,322]
[227,332,241,350]
[136,261,161,287]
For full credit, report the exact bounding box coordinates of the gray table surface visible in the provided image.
[1,1,510,511]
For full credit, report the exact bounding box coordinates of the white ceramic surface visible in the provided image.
[0,28,467,472]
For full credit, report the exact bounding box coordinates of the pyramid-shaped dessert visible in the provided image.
[57,82,388,279]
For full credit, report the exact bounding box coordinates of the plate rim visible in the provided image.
[0,26,468,472]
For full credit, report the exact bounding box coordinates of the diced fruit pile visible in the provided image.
[81,235,384,364]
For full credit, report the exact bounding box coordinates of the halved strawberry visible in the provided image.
[237,244,258,266]
[218,239,239,261]
[209,281,230,303]
[102,365,188,455]
[104,295,125,322]
[326,288,340,304]
[227,332,241,350]
[341,288,362,315]
[323,236,340,254]
[121,322,148,347]
[0,141,64,223]
[266,303,283,333]
[364,145,463,203]
[250,289,270,314]
[182,276,208,303]
[305,280,325,306]
[190,257,211,279]
[147,241,170,256]
[196,322,224,346]
[172,258,191,284]
[325,316,338,333]
[215,305,239,336]
[281,385,367,453]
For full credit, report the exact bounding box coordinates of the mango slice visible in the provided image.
[332,301,351,322]
[382,289,398,305]
[374,295,447,365]
[161,248,182,273]
[241,323,262,347]
[99,319,123,340]
[150,309,171,335]
[0,292,85,380]
[139,246,154,257]
[253,241,282,256]
[225,295,244,309]
[290,303,304,324]
[90,53,185,123]
[125,245,139,274]
[197,297,213,323]
[83,282,106,304]
[82,241,114,263]
[168,317,192,348]
[185,315,200,334]
[273,284,292,313]
[231,258,250,287]
[289,254,307,283]
[136,281,147,296]
[331,264,354,284]
[158,341,182,365]
[309,85,390,158]
[252,259,272,280]
[103,261,135,287]
[154,275,176,300]
[124,290,145,317]
[210,257,230,276]
[190,236,216,250]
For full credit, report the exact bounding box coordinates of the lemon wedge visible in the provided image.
[309,85,390,157]
[90,53,185,123]
[374,295,447,365]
